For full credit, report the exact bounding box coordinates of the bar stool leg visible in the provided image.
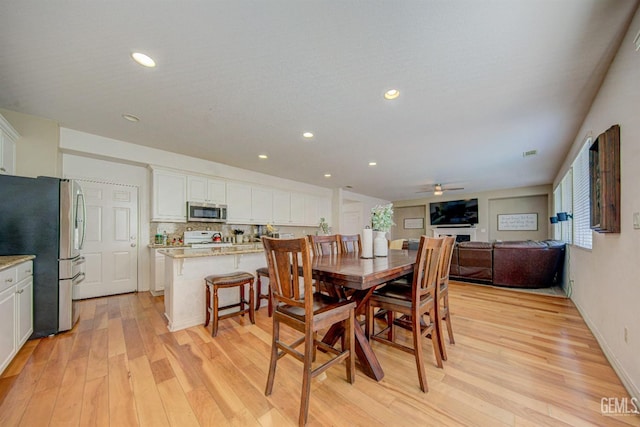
[239,283,245,316]
[204,281,211,327]
[249,279,255,324]
[212,284,220,337]
[255,273,263,311]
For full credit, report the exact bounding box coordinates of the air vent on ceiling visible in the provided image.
[522,150,537,158]
[634,29,640,51]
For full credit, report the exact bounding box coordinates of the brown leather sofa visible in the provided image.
[450,240,565,288]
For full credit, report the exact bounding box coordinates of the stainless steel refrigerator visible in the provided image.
[0,175,86,338]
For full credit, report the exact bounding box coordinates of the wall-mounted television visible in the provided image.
[429,198,479,226]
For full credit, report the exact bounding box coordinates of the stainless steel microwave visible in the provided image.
[187,202,227,223]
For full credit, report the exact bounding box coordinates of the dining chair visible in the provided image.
[307,234,342,296]
[436,236,456,360]
[307,234,342,256]
[366,236,443,392]
[262,237,355,426]
[338,234,362,254]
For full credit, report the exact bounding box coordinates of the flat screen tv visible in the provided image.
[429,198,479,226]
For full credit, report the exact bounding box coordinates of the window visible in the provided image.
[554,169,573,244]
[573,139,592,249]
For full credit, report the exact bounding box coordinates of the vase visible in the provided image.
[373,231,388,257]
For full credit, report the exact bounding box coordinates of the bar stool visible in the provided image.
[255,266,273,316]
[204,271,255,337]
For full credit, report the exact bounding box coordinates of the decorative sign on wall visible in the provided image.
[497,213,538,231]
[403,218,424,229]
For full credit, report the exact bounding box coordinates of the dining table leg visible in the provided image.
[321,287,384,381]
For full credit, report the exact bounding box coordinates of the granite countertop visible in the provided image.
[148,244,190,249]
[159,244,264,259]
[0,255,36,272]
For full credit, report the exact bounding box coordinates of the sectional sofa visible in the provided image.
[449,240,566,288]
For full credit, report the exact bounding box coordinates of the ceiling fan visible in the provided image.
[416,183,465,196]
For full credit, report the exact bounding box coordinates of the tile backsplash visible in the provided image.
[149,222,317,245]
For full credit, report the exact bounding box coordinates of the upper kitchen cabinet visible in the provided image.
[0,114,19,175]
[227,182,273,224]
[304,195,332,227]
[187,175,226,205]
[150,167,187,222]
[272,190,291,224]
[273,191,307,226]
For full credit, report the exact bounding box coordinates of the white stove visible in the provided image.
[183,230,232,248]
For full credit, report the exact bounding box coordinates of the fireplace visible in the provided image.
[432,227,477,242]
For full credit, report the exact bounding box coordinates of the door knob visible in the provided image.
[131,243,137,247]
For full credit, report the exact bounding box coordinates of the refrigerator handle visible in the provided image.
[76,192,87,250]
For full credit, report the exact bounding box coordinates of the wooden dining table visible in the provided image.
[312,249,418,381]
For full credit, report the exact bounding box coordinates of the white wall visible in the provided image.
[60,128,332,198]
[1,109,60,178]
[553,7,640,399]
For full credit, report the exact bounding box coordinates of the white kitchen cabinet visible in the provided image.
[317,197,332,227]
[187,175,226,205]
[0,286,16,375]
[151,167,187,222]
[304,195,320,227]
[16,275,33,348]
[301,195,332,228]
[227,182,252,223]
[290,193,306,225]
[0,259,33,375]
[0,114,19,175]
[227,183,273,224]
[272,190,291,224]
[251,186,273,224]
[273,191,309,226]
[149,248,165,296]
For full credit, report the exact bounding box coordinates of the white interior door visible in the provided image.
[341,203,363,235]
[76,181,138,299]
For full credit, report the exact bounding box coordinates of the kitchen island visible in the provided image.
[159,244,267,332]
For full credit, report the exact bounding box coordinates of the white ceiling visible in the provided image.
[1,1,637,201]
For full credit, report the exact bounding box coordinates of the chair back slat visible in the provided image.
[262,237,313,309]
[338,234,362,254]
[412,237,443,303]
[308,234,342,256]
[438,236,456,286]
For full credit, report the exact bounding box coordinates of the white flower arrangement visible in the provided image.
[371,203,395,232]
[318,217,330,234]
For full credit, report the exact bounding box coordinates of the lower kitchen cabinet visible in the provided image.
[150,248,165,296]
[0,259,33,375]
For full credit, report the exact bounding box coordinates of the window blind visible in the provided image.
[572,139,592,249]
[561,169,573,244]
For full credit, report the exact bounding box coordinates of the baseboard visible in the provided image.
[571,298,639,400]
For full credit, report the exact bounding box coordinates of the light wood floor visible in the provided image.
[1,281,638,426]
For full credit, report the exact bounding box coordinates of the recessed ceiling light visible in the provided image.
[368,161,377,166]
[122,114,140,122]
[258,154,268,159]
[303,132,314,138]
[131,52,156,68]
[324,173,331,178]
[384,89,400,100]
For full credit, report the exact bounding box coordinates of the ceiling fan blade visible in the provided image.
[443,187,464,191]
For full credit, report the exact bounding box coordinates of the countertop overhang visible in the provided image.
[0,255,36,271]
[159,244,264,259]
